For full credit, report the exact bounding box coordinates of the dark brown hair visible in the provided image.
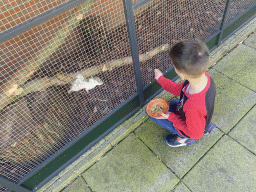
[169,39,210,78]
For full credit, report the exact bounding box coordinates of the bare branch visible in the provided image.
[0,43,169,111]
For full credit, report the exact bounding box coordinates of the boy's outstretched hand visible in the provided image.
[154,112,171,119]
[154,69,163,80]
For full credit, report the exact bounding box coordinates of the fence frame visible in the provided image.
[0,175,31,192]
[0,0,255,191]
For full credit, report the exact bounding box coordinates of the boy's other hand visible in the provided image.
[154,112,171,119]
[154,69,163,80]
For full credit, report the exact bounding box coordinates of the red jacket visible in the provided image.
[157,73,216,139]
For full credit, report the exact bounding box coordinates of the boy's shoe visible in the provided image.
[204,122,216,135]
[165,135,195,147]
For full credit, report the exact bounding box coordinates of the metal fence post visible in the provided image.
[122,0,144,106]
[0,175,31,192]
[218,0,232,45]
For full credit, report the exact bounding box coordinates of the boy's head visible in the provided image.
[169,39,210,79]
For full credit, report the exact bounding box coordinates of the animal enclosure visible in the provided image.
[0,0,255,191]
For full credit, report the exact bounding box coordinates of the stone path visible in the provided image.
[43,29,256,192]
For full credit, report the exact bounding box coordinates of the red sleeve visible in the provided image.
[168,102,206,139]
[157,76,184,96]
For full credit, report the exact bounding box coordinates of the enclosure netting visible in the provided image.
[0,0,254,190]
[0,186,6,192]
[225,0,255,24]
[133,0,256,86]
[0,0,70,33]
[0,0,136,186]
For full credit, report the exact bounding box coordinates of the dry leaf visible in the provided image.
[102,65,107,72]
[76,14,83,20]
[15,88,23,95]
[11,142,17,148]
[25,70,36,78]
[6,149,12,154]
[6,84,19,97]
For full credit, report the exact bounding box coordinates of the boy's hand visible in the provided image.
[154,69,163,80]
[154,112,171,119]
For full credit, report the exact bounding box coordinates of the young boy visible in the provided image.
[146,39,216,147]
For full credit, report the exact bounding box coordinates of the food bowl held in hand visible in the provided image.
[146,98,169,118]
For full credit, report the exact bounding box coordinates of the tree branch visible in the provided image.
[1,0,94,96]
[0,43,169,111]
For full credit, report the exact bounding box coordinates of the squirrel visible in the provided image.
[68,74,103,93]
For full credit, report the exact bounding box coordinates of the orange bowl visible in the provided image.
[146,98,169,118]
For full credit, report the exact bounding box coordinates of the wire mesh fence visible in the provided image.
[0,0,255,191]
[0,0,71,33]
[225,0,255,24]
[0,186,6,192]
[0,0,137,187]
[133,0,227,86]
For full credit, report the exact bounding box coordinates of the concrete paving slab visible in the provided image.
[207,69,256,133]
[61,176,90,192]
[182,135,256,192]
[209,17,256,68]
[229,105,256,154]
[170,182,191,192]
[243,31,256,48]
[82,133,179,192]
[134,119,223,178]
[42,140,112,192]
[213,44,256,91]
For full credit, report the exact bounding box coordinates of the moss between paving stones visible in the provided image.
[209,17,256,67]
[207,69,256,133]
[42,17,256,192]
[36,138,107,192]
[104,109,148,147]
[61,177,90,192]
[105,90,176,147]
[170,182,191,192]
[183,135,256,192]
[134,120,223,178]
[229,105,256,154]
[82,133,179,192]
[213,44,256,91]
[243,31,256,48]
[41,140,112,192]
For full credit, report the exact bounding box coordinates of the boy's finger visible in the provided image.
[161,112,169,118]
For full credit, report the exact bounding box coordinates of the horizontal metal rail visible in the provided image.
[0,0,154,44]
[0,0,255,191]
[0,175,31,192]
[221,2,256,42]
[19,91,141,189]
[132,0,151,10]
[0,0,90,44]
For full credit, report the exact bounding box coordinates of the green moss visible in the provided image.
[208,69,256,133]
[82,133,179,192]
[183,135,256,192]
[229,105,256,154]
[61,177,90,192]
[243,32,256,48]
[135,119,223,178]
[213,44,256,91]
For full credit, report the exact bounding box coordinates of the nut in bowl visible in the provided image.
[146,98,169,118]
